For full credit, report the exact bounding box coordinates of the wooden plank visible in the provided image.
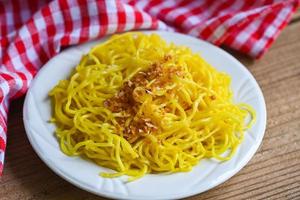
[1,20,300,200]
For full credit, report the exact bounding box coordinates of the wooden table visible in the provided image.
[1,11,300,200]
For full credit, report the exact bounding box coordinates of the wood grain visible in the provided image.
[1,14,300,200]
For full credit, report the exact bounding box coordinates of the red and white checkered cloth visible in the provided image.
[0,0,299,174]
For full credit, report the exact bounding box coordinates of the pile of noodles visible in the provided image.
[49,32,255,181]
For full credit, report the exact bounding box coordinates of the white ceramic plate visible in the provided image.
[23,31,266,200]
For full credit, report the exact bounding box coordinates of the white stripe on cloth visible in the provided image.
[137,10,157,30]
[0,86,9,122]
[8,49,33,87]
[19,26,43,68]
[0,124,6,143]
[226,5,269,27]
[33,12,51,54]
[0,149,4,167]
[0,76,10,100]
[0,70,24,99]
[49,1,65,53]
[135,0,148,9]
[87,1,101,38]
[69,2,83,44]
[230,13,268,49]
[147,1,176,17]
[187,1,238,39]
[163,0,188,21]
[206,0,246,43]
[123,4,135,31]
[250,5,292,56]
[106,0,119,35]
[180,1,207,28]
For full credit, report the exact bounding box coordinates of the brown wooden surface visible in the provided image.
[1,12,300,200]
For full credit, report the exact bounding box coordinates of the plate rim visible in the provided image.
[23,30,267,200]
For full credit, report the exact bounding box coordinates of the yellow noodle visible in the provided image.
[49,32,256,181]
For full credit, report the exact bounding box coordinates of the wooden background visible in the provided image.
[1,10,300,200]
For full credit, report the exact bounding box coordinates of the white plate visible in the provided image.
[23,31,266,200]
